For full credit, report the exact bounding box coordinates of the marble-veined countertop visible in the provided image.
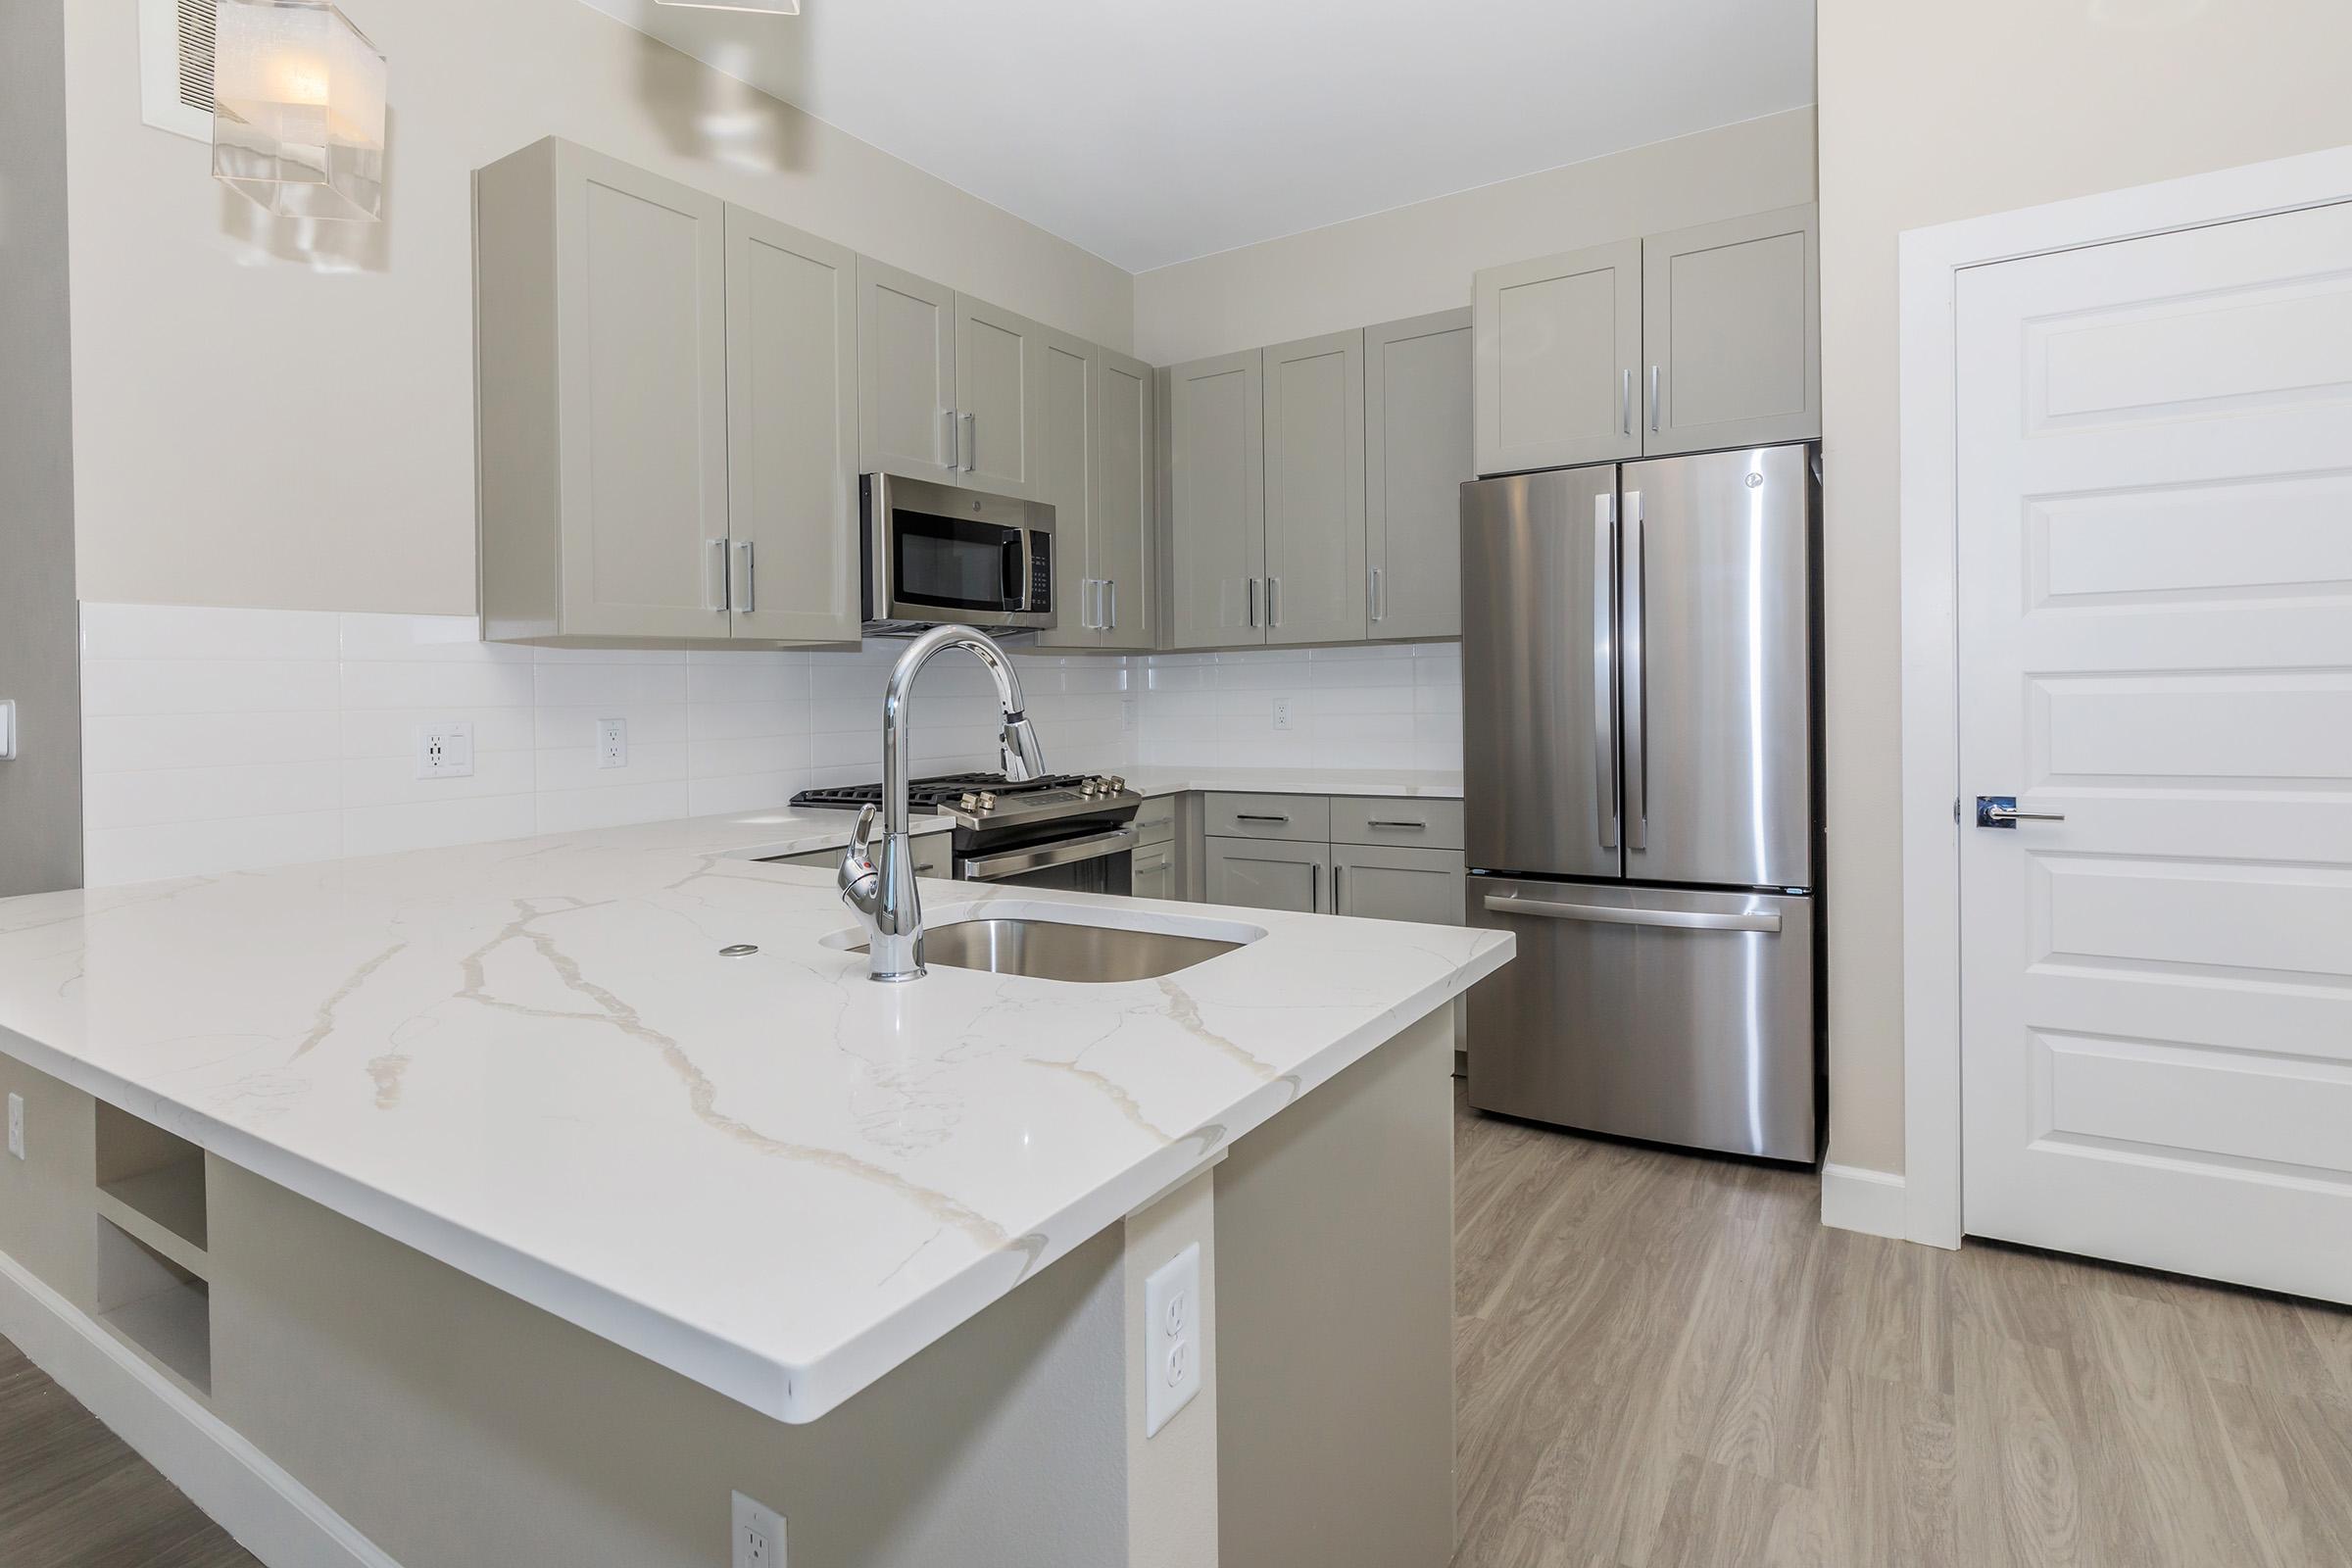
[0,818,1510,1423]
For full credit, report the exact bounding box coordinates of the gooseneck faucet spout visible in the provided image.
[839,624,1044,981]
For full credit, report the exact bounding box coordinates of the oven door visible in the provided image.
[865,472,1055,630]
[957,827,1136,895]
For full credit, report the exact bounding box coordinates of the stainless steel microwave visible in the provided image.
[861,473,1055,633]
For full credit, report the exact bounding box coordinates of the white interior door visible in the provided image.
[1956,200,2352,1302]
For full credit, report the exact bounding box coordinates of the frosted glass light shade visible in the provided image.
[212,0,386,222]
[654,0,802,13]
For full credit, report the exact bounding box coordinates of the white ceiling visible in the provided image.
[580,0,1817,272]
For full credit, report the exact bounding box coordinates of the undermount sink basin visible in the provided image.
[850,913,1252,983]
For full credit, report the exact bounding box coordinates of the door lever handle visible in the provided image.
[1975,796,2066,829]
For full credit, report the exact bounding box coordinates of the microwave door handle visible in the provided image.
[1004,535,1025,613]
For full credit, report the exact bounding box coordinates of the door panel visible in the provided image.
[1262,330,1367,644]
[1957,199,2352,1302]
[1620,445,1814,890]
[1473,240,1641,475]
[1033,335,1097,648]
[1461,468,1620,879]
[1466,879,1816,1160]
[724,207,859,642]
[1168,351,1267,649]
[1333,846,1465,925]
[1365,310,1472,642]
[1205,838,1329,914]
[1642,205,1821,456]
[956,296,1046,500]
[555,148,731,640]
[857,257,956,481]
[1091,350,1155,650]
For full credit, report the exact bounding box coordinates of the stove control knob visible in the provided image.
[1106,776,1126,793]
[958,793,980,812]
[979,792,998,811]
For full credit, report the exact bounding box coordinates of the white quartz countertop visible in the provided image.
[1123,767,1464,800]
[0,826,1509,1424]
[559,804,954,860]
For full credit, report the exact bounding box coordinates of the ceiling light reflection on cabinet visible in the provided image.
[211,0,386,222]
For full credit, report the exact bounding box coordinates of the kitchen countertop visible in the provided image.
[0,827,1509,1424]
[564,804,955,861]
[1122,767,1465,800]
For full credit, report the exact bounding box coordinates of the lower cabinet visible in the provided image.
[1132,841,1178,901]
[1205,837,1332,914]
[1331,844,1465,925]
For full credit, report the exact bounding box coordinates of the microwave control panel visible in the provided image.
[1028,534,1053,612]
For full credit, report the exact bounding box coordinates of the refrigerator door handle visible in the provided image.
[1623,489,1648,852]
[1481,894,1782,935]
[1592,493,1619,850]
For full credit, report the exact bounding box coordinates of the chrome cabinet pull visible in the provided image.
[732,540,756,613]
[1366,819,1426,831]
[709,538,731,612]
[1482,894,1781,934]
[1975,796,2067,829]
[1310,861,1321,912]
[1247,577,1260,628]
[1621,368,1633,436]
[1234,813,1290,824]
[1268,576,1282,629]
[962,413,977,472]
[1333,862,1346,912]
[1623,490,1647,852]
[1108,579,1118,631]
[1368,565,1386,624]
[1648,366,1661,432]
[944,409,959,471]
[1592,493,1618,851]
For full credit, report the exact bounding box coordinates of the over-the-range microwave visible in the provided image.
[861,472,1055,633]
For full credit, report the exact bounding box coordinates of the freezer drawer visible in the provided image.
[1464,877,1817,1160]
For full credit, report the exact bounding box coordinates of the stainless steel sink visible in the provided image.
[858,917,1244,983]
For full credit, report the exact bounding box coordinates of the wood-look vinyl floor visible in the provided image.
[1452,1090,2352,1568]
[4,1094,2347,1567]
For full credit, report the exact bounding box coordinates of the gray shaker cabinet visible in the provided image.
[1205,837,1331,914]
[1091,347,1157,650]
[1641,204,1821,456]
[476,138,731,644]
[1260,329,1367,646]
[1363,309,1473,642]
[857,257,958,482]
[1166,350,1267,649]
[1033,333,1098,649]
[723,206,861,643]
[1473,238,1642,477]
[1330,844,1465,926]
[953,294,1048,501]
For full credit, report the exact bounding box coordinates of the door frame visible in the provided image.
[1894,144,2352,1250]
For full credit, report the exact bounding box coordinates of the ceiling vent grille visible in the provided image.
[139,0,217,141]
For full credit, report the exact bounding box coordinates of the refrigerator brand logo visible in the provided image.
[1745,471,1765,487]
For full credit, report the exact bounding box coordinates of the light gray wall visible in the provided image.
[0,0,83,897]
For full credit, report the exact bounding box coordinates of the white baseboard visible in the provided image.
[0,1249,401,1568]
[1820,1163,1908,1240]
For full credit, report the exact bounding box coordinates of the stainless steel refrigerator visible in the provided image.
[1461,444,1821,1161]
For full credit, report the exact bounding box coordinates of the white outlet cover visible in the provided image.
[414,721,475,780]
[732,1491,785,1567]
[1143,1241,1202,1437]
[1272,698,1296,732]
[596,717,628,769]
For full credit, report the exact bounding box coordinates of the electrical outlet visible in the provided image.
[8,1093,24,1160]
[596,717,628,769]
[1143,1242,1202,1437]
[414,721,474,780]
[1272,698,1296,732]
[732,1492,784,1568]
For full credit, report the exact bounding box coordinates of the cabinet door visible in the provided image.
[1167,351,1267,649]
[1332,844,1465,925]
[1091,349,1156,650]
[551,144,732,640]
[1033,333,1098,648]
[1131,842,1178,902]
[724,207,859,642]
[1262,330,1367,645]
[857,257,957,481]
[955,295,1048,500]
[1364,309,1472,642]
[1641,204,1820,456]
[1473,239,1641,477]
[1205,836,1331,914]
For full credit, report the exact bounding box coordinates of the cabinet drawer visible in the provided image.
[1135,793,1180,847]
[1203,792,1330,843]
[1132,840,1178,899]
[1205,837,1331,914]
[1329,798,1463,851]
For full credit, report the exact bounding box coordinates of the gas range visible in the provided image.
[791,772,1142,883]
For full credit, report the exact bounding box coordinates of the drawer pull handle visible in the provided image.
[1234,812,1290,824]
[1365,819,1426,830]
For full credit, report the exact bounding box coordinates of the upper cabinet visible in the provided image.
[1364,309,1473,642]
[1473,239,1642,477]
[1262,329,1368,645]
[1641,204,1821,456]
[954,295,1048,499]
[1037,334,1157,651]
[724,207,861,643]
[858,260,1048,501]
[477,140,736,644]
[1166,350,1267,650]
[1472,205,1819,474]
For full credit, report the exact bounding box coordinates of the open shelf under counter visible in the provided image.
[93,1102,209,1270]
[93,1215,212,1396]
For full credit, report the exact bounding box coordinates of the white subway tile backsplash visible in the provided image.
[78,605,1460,885]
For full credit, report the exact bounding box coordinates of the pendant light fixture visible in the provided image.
[211,0,387,221]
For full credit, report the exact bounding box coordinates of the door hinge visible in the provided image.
[1952,796,1961,825]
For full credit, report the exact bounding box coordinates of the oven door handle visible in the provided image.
[958,826,1139,881]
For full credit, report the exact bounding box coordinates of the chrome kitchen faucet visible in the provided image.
[837,624,1045,981]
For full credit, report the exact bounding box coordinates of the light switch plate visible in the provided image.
[415,721,474,780]
[1143,1241,1202,1437]
[731,1492,784,1567]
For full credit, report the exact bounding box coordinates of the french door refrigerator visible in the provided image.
[1461,444,1820,1160]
